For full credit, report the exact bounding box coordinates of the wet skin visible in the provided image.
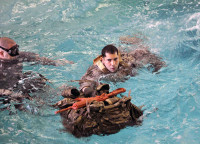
[101,52,119,73]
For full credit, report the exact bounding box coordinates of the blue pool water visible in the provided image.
[0,0,200,143]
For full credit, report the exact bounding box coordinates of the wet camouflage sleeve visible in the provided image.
[18,51,57,66]
[121,49,165,72]
[79,65,104,91]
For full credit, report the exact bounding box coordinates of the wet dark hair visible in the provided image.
[101,45,118,57]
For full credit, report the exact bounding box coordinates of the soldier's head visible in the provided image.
[0,37,19,60]
[101,45,119,73]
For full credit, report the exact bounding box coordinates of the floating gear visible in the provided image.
[54,87,143,137]
[61,87,80,99]
[96,83,110,95]
[55,88,126,114]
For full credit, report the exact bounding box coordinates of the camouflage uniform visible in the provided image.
[0,52,55,110]
[79,48,165,91]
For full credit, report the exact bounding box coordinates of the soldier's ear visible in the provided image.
[0,51,4,58]
[100,57,103,61]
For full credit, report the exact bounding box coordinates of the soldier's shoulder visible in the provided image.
[87,64,101,71]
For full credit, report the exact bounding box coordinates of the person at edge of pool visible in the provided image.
[0,37,73,110]
[79,37,166,97]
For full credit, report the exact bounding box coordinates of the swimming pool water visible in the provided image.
[0,0,200,143]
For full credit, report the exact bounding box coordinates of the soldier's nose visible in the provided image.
[111,61,115,66]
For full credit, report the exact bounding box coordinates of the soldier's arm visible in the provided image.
[18,51,74,66]
[146,52,166,72]
[0,89,12,96]
[0,89,32,102]
[79,65,102,96]
[129,49,166,73]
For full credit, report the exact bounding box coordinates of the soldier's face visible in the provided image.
[0,43,18,60]
[102,52,119,73]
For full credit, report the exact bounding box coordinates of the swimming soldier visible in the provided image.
[55,36,160,137]
[0,37,73,110]
[79,37,166,97]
